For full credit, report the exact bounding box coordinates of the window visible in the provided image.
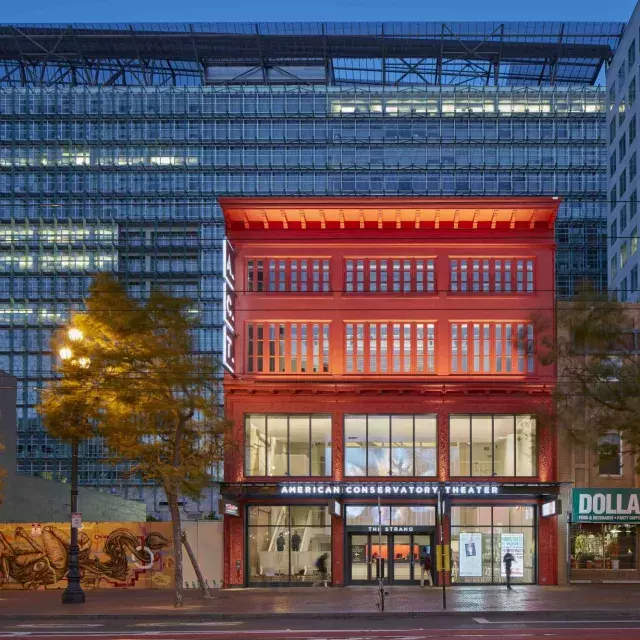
[345,322,435,374]
[610,220,618,246]
[450,258,534,293]
[619,64,626,88]
[247,258,329,293]
[620,169,627,197]
[620,205,628,234]
[610,152,617,176]
[451,506,536,584]
[629,41,637,70]
[571,523,637,570]
[631,265,638,292]
[244,414,331,477]
[632,154,637,180]
[632,191,638,219]
[621,241,629,268]
[610,117,616,141]
[451,322,534,374]
[247,322,330,374]
[449,414,537,477]
[598,433,622,476]
[611,186,617,208]
[619,132,627,162]
[611,254,618,280]
[345,258,435,293]
[247,505,331,585]
[344,414,437,477]
[630,114,637,143]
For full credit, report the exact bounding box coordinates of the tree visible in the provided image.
[541,289,640,467]
[39,274,230,607]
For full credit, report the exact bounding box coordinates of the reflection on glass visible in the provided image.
[449,415,470,476]
[289,416,310,476]
[268,415,288,476]
[368,415,391,476]
[493,415,515,476]
[415,415,437,476]
[311,416,332,476]
[245,414,332,477]
[346,414,437,477]
[450,506,536,584]
[471,416,492,476]
[571,523,637,570]
[246,415,266,475]
[516,415,537,476]
[247,506,332,585]
[345,415,366,476]
[391,415,413,476]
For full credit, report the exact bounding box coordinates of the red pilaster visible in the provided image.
[538,512,558,585]
[224,510,245,587]
[332,514,345,586]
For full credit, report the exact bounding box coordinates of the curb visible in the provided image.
[1,610,640,623]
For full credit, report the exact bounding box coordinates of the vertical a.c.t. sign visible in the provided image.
[222,238,236,374]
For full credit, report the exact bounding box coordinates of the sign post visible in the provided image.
[439,491,447,610]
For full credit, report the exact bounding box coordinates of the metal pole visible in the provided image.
[377,496,383,583]
[566,512,572,586]
[62,437,85,604]
[440,492,446,610]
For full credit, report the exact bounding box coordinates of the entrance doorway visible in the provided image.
[348,532,434,585]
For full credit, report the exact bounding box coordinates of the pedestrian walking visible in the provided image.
[503,550,515,590]
[419,548,433,587]
[313,552,329,587]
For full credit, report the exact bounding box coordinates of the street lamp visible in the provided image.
[59,327,87,605]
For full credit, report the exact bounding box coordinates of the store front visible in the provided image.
[225,481,558,587]
[570,489,640,582]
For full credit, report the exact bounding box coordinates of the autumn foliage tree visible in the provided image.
[39,274,229,606]
[539,289,640,468]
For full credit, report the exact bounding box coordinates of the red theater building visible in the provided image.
[221,197,559,588]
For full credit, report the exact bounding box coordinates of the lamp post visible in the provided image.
[59,327,87,605]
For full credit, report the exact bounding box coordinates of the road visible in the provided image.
[1,614,640,639]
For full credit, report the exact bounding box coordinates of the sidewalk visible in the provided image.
[0,585,640,621]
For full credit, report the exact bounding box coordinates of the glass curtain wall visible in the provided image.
[247,505,332,585]
[344,414,437,476]
[449,414,537,477]
[0,84,606,494]
[245,414,332,476]
[451,506,536,584]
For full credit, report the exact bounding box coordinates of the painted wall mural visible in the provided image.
[0,522,174,590]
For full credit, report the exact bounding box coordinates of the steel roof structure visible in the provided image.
[0,22,625,87]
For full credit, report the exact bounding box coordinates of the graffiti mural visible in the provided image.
[0,522,174,590]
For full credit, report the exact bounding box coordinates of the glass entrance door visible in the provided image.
[389,533,434,585]
[348,532,434,585]
[349,534,389,583]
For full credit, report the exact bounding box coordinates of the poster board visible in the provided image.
[500,532,524,578]
[458,532,483,577]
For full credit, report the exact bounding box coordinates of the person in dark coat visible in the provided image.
[276,532,285,552]
[291,530,301,552]
[313,553,329,587]
[503,551,515,590]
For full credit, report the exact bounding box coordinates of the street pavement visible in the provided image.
[1,584,640,620]
[1,614,640,640]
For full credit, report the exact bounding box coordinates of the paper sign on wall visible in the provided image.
[500,532,524,578]
[458,532,483,577]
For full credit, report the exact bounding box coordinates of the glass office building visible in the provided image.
[0,23,623,516]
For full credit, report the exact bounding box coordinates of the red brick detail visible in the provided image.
[538,513,558,585]
[332,515,345,586]
[438,407,449,481]
[333,410,344,481]
[224,510,245,587]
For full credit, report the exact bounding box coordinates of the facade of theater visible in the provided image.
[221,197,561,588]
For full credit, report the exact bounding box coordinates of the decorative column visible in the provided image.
[538,513,558,585]
[332,514,345,586]
[438,405,449,481]
[224,510,245,587]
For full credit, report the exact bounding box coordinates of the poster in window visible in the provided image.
[458,532,483,577]
[500,532,524,578]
